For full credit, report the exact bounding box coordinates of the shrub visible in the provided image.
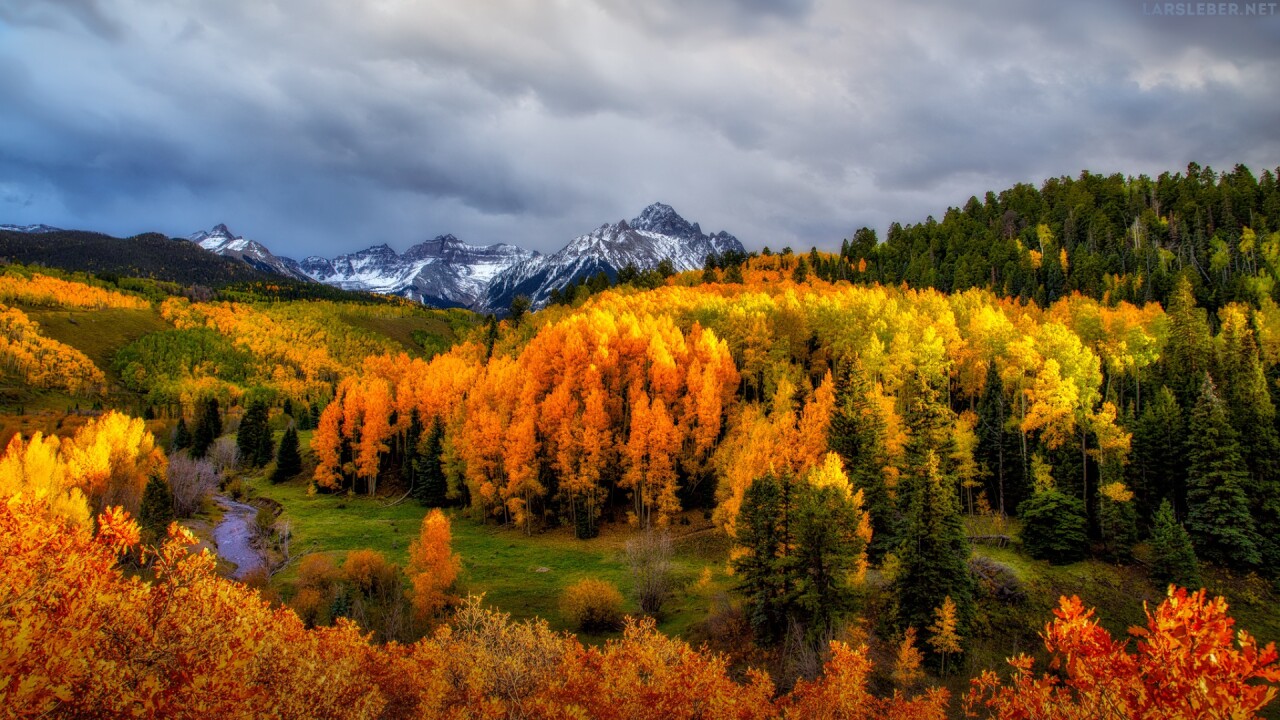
[560,578,624,632]
[167,453,219,517]
[626,529,673,616]
[1019,489,1087,564]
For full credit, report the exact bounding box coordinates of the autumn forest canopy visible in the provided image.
[4,163,1280,718]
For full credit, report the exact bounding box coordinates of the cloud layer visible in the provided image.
[1,0,1277,256]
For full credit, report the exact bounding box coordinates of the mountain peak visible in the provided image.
[630,202,697,239]
[211,223,234,237]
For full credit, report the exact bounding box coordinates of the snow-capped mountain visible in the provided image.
[482,203,745,310]
[183,203,742,311]
[0,224,62,233]
[188,224,312,282]
[299,235,536,308]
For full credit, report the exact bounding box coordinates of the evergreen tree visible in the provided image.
[282,398,294,418]
[413,417,448,508]
[724,263,744,284]
[1019,487,1088,564]
[894,450,974,642]
[791,482,866,642]
[975,364,1026,516]
[1097,482,1139,561]
[173,417,192,452]
[509,295,531,328]
[829,359,897,560]
[401,410,423,487]
[732,473,791,645]
[1186,375,1260,568]
[190,398,222,459]
[271,426,302,483]
[237,400,274,467]
[1164,276,1214,404]
[792,257,809,283]
[1129,387,1186,522]
[138,473,174,544]
[1150,499,1201,589]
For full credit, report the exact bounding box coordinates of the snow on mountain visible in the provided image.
[184,203,742,312]
[188,224,312,282]
[482,203,745,311]
[299,234,537,309]
[0,224,63,233]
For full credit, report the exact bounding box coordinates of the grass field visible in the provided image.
[25,306,168,384]
[242,460,735,638]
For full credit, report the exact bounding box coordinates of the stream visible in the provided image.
[212,495,266,579]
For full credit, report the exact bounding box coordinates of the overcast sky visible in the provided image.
[0,0,1277,257]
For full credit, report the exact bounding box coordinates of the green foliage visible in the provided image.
[272,427,302,483]
[975,364,1027,517]
[173,417,192,452]
[894,448,975,652]
[1018,488,1088,565]
[1128,386,1185,523]
[1150,499,1201,589]
[509,295,531,328]
[1098,488,1139,561]
[236,400,274,467]
[190,398,222,459]
[791,482,867,641]
[732,473,790,645]
[138,473,174,543]
[1186,375,1260,568]
[413,417,448,508]
[829,360,897,561]
[113,328,255,400]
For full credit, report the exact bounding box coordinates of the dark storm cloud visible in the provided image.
[0,0,1275,256]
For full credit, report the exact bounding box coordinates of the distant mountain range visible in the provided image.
[1,203,744,312]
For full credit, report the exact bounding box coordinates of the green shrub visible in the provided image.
[1019,489,1087,564]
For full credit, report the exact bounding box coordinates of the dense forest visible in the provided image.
[3,164,1280,718]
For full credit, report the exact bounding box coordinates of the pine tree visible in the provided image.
[271,427,302,483]
[1150,499,1201,589]
[1129,386,1186,522]
[190,398,221,459]
[138,473,174,544]
[237,400,274,467]
[1186,375,1260,568]
[1098,482,1139,561]
[724,263,744,284]
[413,417,448,508]
[1019,485,1088,564]
[975,364,1026,516]
[173,417,192,452]
[791,482,867,642]
[829,360,897,561]
[894,450,974,640]
[732,473,790,645]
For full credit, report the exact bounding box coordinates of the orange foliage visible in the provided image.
[408,509,461,621]
[0,271,149,309]
[0,303,106,394]
[965,588,1280,719]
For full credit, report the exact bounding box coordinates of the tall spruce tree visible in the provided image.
[237,400,274,467]
[173,417,192,452]
[975,364,1026,516]
[1186,375,1260,568]
[1020,486,1088,564]
[1150,499,1201,589]
[732,473,791,645]
[894,450,974,642]
[138,473,174,544]
[791,482,866,642]
[829,359,897,560]
[1129,386,1187,521]
[271,426,302,483]
[412,417,448,508]
[190,398,222,459]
